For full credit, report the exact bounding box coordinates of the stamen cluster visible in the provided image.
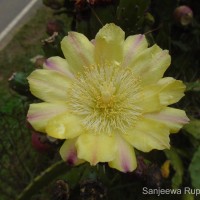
[68,63,142,134]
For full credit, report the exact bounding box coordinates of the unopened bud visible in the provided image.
[80,179,106,200]
[42,32,64,57]
[46,20,63,35]
[8,72,31,96]
[31,131,51,153]
[53,180,70,200]
[173,5,193,26]
[30,55,46,68]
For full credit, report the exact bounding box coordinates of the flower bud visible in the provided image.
[31,132,51,153]
[8,72,32,96]
[53,180,70,200]
[30,55,46,68]
[144,12,155,26]
[79,179,107,200]
[173,5,193,26]
[134,156,148,178]
[46,20,63,36]
[145,164,163,188]
[42,32,64,57]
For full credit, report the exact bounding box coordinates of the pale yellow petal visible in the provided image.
[60,139,85,165]
[27,102,68,132]
[61,32,94,71]
[135,78,186,113]
[76,133,117,165]
[123,118,170,152]
[27,69,70,103]
[122,34,148,67]
[43,56,74,78]
[135,85,164,113]
[108,134,137,172]
[130,45,171,85]
[158,77,186,105]
[46,112,83,139]
[94,23,125,65]
[145,107,189,133]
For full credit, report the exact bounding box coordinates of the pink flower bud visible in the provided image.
[174,5,193,26]
[46,20,62,36]
[31,132,51,153]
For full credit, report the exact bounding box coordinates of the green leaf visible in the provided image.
[164,149,184,189]
[184,120,200,140]
[189,146,200,189]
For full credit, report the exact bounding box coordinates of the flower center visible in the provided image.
[98,82,116,108]
[68,63,142,134]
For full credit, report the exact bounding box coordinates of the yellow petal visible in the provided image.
[122,34,148,67]
[46,112,83,139]
[158,77,186,105]
[94,23,125,65]
[145,107,189,133]
[123,118,170,152]
[135,77,186,113]
[43,56,74,78]
[135,85,163,113]
[108,134,137,172]
[27,102,68,132]
[27,69,70,103]
[76,133,117,165]
[61,32,94,71]
[60,139,85,165]
[130,44,171,85]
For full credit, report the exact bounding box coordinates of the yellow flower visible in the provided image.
[27,23,189,172]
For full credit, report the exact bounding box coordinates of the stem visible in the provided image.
[16,161,70,200]
[89,5,104,26]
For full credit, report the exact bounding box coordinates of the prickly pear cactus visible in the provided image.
[2,0,200,200]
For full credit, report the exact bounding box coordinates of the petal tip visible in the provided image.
[66,150,78,166]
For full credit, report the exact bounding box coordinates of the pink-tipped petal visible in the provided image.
[123,34,148,67]
[43,56,74,78]
[27,69,71,103]
[27,102,68,132]
[109,134,137,172]
[61,32,94,71]
[130,45,171,85]
[60,139,84,165]
[76,133,117,165]
[145,107,189,133]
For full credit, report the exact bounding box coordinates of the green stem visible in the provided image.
[16,161,69,200]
